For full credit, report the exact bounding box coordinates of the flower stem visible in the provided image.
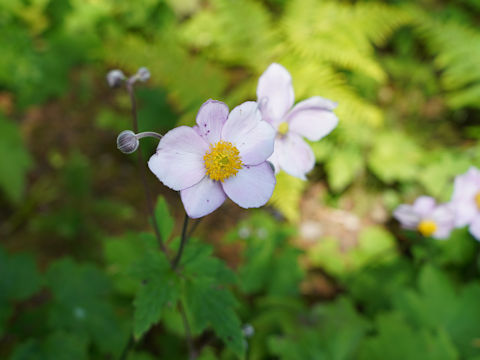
[173,213,190,269]
[125,81,169,257]
[179,301,197,360]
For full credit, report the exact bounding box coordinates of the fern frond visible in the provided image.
[413,10,480,108]
[282,0,411,83]
[269,171,306,222]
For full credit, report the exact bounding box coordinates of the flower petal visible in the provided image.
[412,196,436,218]
[180,177,226,218]
[148,126,208,191]
[276,134,315,180]
[195,99,229,144]
[393,205,420,229]
[287,96,339,141]
[221,162,275,209]
[256,63,294,124]
[267,140,281,174]
[469,215,480,241]
[432,204,455,239]
[222,101,275,164]
[452,200,478,227]
[235,121,275,165]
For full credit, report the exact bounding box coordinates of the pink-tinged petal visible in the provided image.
[452,167,480,201]
[276,133,314,180]
[393,205,420,229]
[452,199,478,227]
[148,126,208,191]
[287,97,339,141]
[180,177,226,218]
[221,162,276,209]
[195,99,229,144]
[432,204,455,240]
[267,140,281,174]
[412,196,436,218]
[256,63,294,124]
[222,101,275,164]
[468,216,480,241]
[235,121,275,165]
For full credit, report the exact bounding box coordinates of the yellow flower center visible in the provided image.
[277,121,289,136]
[475,192,480,210]
[204,140,243,182]
[417,220,437,237]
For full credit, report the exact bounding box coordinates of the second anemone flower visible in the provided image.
[148,100,276,218]
[257,63,339,180]
[393,196,455,239]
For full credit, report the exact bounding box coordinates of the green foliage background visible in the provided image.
[1,0,480,359]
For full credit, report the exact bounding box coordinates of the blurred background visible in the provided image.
[1,0,480,359]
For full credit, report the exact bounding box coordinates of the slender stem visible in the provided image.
[135,131,163,140]
[173,213,190,269]
[187,218,202,238]
[125,82,169,258]
[179,302,197,360]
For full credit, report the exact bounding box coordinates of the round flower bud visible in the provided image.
[137,67,151,82]
[107,70,126,88]
[117,130,139,154]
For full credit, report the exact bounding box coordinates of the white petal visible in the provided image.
[180,177,226,218]
[221,162,276,209]
[432,204,455,239]
[469,216,480,241]
[235,121,275,165]
[276,134,315,180]
[256,63,295,124]
[148,126,208,191]
[393,205,420,229]
[287,97,339,141]
[195,99,229,144]
[412,196,436,218]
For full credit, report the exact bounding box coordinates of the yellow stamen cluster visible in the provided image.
[417,220,437,237]
[204,140,242,182]
[475,192,480,210]
[277,121,289,136]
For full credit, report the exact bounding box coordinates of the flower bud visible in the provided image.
[107,70,126,88]
[117,130,139,154]
[137,67,151,82]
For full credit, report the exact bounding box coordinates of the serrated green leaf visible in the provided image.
[0,247,42,302]
[46,258,128,357]
[185,279,244,356]
[132,250,180,340]
[0,113,32,204]
[154,196,175,241]
[103,232,157,295]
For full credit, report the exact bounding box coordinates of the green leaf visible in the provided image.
[10,332,88,360]
[181,240,244,356]
[132,250,180,340]
[0,113,32,204]
[0,247,42,302]
[154,196,175,241]
[103,232,157,295]
[185,279,244,356]
[46,258,128,357]
[358,312,458,360]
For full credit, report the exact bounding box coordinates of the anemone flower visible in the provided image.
[257,63,338,179]
[393,196,455,239]
[148,100,276,218]
[451,166,480,240]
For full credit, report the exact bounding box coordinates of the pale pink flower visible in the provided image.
[450,166,480,240]
[256,63,339,180]
[148,100,276,218]
[393,196,455,239]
